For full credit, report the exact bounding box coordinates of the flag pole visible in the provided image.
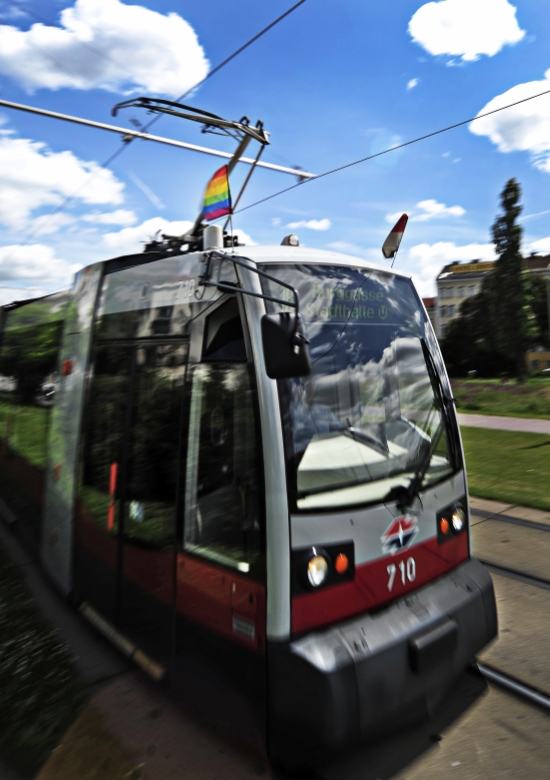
[189,132,255,238]
[223,144,266,232]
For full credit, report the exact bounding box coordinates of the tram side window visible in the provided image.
[124,343,187,549]
[78,342,188,550]
[78,345,132,534]
[184,363,263,576]
[0,319,63,470]
[202,297,247,362]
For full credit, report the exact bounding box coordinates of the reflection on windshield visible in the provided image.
[260,264,456,511]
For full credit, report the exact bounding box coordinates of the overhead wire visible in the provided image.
[234,84,550,215]
[139,0,307,135]
[15,0,308,245]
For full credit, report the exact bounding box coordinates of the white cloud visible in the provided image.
[407,78,419,90]
[527,236,550,254]
[232,229,256,247]
[103,218,194,255]
[409,241,496,264]
[406,241,497,296]
[0,0,209,97]
[103,217,255,255]
[413,199,465,221]
[0,286,46,307]
[386,199,465,224]
[82,209,137,225]
[470,71,550,171]
[0,244,77,286]
[0,4,26,21]
[0,135,124,231]
[271,217,281,227]
[287,219,332,231]
[30,213,77,237]
[385,211,406,225]
[409,0,525,62]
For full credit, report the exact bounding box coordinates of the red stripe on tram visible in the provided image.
[291,533,469,635]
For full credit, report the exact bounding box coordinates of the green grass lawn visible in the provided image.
[461,426,550,511]
[452,378,550,420]
[0,543,84,775]
[0,394,50,469]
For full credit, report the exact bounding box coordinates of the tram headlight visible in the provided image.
[451,506,465,533]
[307,553,329,587]
[437,499,467,545]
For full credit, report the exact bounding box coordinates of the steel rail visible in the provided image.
[480,560,550,591]
[471,508,550,534]
[0,98,316,179]
[474,662,550,712]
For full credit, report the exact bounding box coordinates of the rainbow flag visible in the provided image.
[202,165,232,221]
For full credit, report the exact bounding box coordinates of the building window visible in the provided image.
[440,305,447,317]
[448,305,455,316]
[458,286,464,297]
[532,359,540,371]
[468,285,476,295]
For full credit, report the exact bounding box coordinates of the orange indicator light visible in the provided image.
[440,517,449,534]
[335,553,349,574]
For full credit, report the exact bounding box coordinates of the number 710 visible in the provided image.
[387,557,416,591]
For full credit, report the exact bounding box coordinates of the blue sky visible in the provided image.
[1,0,550,304]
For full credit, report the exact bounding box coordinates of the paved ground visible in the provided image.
[2,491,550,779]
[458,413,550,435]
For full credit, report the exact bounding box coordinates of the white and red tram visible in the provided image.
[0,226,496,766]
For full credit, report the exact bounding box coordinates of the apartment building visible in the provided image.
[421,297,437,332]
[435,260,493,338]
[434,254,550,339]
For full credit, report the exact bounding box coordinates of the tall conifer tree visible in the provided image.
[490,178,527,378]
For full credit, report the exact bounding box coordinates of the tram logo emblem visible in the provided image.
[381,515,418,555]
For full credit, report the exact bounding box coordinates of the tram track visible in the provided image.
[478,560,550,592]
[471,508,550,534]
[473,661,550,713]
[472,510,550,714]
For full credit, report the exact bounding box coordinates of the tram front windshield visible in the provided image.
[260,264,456,511]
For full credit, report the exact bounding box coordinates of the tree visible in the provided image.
[441,178,541,378]
[489,178,528,378]
[524,272,549,348]
[0,297,67,404]
[441,285,514,377]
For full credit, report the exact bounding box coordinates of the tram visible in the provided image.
[0,101,496,768]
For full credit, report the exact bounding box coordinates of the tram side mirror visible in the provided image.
[261,312,311,379]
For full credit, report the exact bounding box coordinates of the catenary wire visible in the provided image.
[233,84,550,215]
[140,0,307,135]
[2,0,307,132]
[17,0,308,245]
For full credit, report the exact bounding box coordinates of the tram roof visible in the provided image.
[225,244,411,280]
[71,242,413,289]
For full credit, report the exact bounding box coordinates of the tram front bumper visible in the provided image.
[268,557,496,762]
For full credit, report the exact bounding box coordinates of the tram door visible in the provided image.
[75,338,188,662]
[178,296,266,652]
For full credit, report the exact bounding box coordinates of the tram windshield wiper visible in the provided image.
[344,424,389,456]
[391,338,455,512]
